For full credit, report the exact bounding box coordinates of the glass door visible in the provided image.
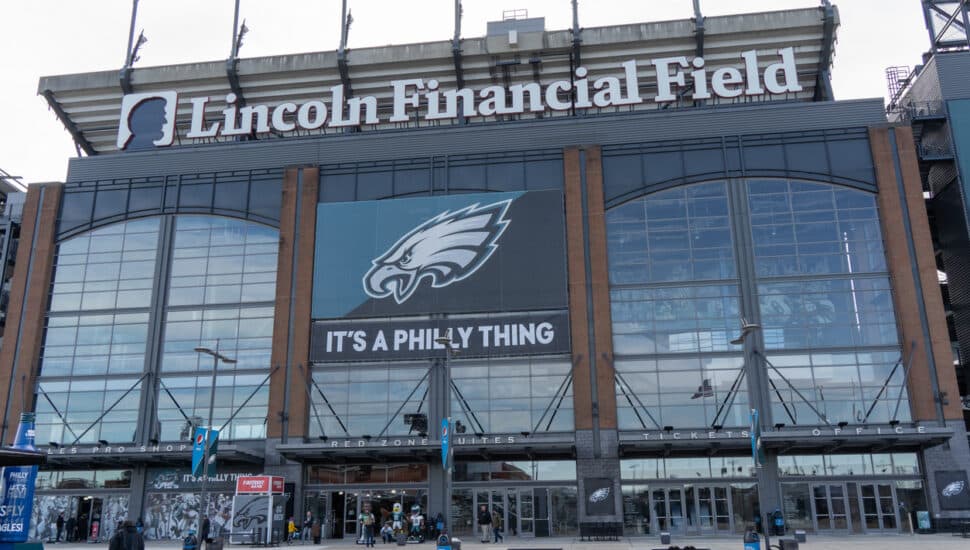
[858,483,899,533]
[812,484,850,532]
[695,486,732,534]
[343,493,358,540]
[518,489,535,537]
[650,488,686,535]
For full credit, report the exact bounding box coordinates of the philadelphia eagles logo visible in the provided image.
[589,487,611,503]
[942,480,967,497]
[363,199,512,304]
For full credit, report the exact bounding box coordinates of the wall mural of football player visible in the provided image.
[142,492,233,540]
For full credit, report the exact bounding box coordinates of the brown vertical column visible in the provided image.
[870,126,961,421]
[0,183,63,441]
[268,167,319,439]
[564,147,593,431]
[565,146,623,524]
[289,167,319,438]
[584,146,618,430]
[268,169,297,439]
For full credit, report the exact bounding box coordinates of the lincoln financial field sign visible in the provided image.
[310,190,569,361]
[118,48,803,149]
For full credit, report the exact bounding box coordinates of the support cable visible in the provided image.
[377,368,431,438]
[310,376,351,437]
[71,372,149,445]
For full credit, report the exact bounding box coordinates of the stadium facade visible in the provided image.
[2,3,969,542]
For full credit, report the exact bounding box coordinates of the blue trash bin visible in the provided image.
[744,528,760,550]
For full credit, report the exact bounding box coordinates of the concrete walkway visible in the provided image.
[39,534,970,550]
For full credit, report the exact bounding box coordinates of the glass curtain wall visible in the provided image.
[156,216,278,440]
[35,218,160,445]
[607,179,906,430]
[308,356,573,438]
[607,182,747,430]
[34,215,278,445]
[747,180,907,425]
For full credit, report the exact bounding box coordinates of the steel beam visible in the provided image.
[337,0,353,97]
[814,0,836,101]
[41,90,96,156]
[693,0,705,57]
[453,0,464,89]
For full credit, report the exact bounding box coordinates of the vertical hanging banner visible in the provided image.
[191,427,219,478]
[750,409,765,468]
[0,413,40,542]
[441,419,451,472]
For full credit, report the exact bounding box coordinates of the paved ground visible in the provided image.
[39,534,970,550]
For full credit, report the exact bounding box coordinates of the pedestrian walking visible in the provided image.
[122,521,145,550]
[182,529,198,550]
[301,511,312,544]
[311,518,321,544]
[491,509,503,543]
[477,504,492,543]
[56,513,64,542]
[358,502,376,548]
[286,517,297,544]
[200,517,211,550]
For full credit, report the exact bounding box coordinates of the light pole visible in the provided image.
[434,336,458,532]
[194,340,237,532]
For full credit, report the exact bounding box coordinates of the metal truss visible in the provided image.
[923,0,970,52]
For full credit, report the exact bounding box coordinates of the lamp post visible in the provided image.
[730,318,781,537]
[434,336,458,531]
[194,340,237,529]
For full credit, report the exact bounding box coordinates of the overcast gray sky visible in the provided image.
[0,0,930,185]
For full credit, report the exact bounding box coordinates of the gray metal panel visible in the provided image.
[906,56,944,104]
[487,17,545,35]
[936,51,970,100]
[66,99,888,183]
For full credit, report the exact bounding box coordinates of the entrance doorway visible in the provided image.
[468,487,553,538]
[307,489,428,540]
[623,484,738,535]
[812,484,850,532]
[694,486,732,534]
[857,483,899,533]
[651,487,686,535]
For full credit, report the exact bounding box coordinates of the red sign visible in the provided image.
[235,475,284,494]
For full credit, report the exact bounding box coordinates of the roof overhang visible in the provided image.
[0,447,47,467]
[618,423,953,457]
[278,433,576,463]
[38,442,264,467]
[38,7,839,156]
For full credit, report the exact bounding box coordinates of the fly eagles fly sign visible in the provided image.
[118,49,803,148]
[311,190,569,360]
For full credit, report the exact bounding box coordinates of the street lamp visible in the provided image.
[434,335,459,531]
[194,340,237,529]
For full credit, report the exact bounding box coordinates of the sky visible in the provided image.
[0,0,932,185]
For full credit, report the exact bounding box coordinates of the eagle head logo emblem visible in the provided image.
[589,487,611,503]
[942,480,967,497]
[363,199,512,304]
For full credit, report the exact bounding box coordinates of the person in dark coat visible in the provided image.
[200,517,211,549]
[66,516,76,542]
[123,520,145,550]
[477,505,492,543]
[108,523,125,550]
[56,513,65,542]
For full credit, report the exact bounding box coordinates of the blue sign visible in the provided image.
[0,413,40,543]
[750,409,765,468]
[191,427,219,478]
[441,419,450,471]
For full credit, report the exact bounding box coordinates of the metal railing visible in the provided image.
[891,100,947,122]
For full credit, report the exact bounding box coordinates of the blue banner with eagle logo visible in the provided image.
[312,190,568,319]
